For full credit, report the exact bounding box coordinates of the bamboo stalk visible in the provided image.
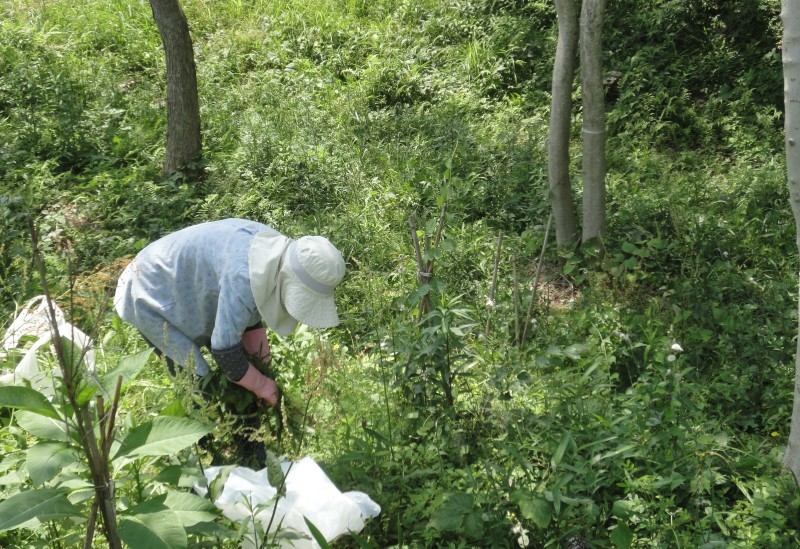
[512,259,520,344]
[485,232,503,337]
[521,213,553,345]
[408,215,432,316]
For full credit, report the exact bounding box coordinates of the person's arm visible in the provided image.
[212,344,278,406]
[211,269,277,406]
[241,322,271,365]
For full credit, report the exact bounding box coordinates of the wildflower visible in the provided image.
[512,524,530,548]
[667,354,677,362]
[670,343,683,352]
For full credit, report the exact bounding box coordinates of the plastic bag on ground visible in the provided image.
[0,295,95,385]
[194,456,381,548]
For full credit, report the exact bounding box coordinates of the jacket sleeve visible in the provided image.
[210,265,261,352]
[211,344,250,382]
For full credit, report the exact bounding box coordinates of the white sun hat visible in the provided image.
[249,230,345,336]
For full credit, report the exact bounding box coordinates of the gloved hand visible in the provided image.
[233,364,278,407]
[242,328,271,364]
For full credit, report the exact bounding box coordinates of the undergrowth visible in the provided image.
[1,0,798,546]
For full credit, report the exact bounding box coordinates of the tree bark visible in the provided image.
[781,0,800,483]
[548,0,580,246]
[149,0,202,178]
[579,0,607,245]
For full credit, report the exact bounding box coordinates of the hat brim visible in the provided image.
[282,276,340,329]
[249,230,299,336]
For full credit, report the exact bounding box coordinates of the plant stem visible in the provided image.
[485,231,503,337]
[521,212,553,345]
[29,219,122,549]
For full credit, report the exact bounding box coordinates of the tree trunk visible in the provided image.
[149,0,202,178]
[548,0,580,246]
[781,0,800,483]
[579,0,607,245]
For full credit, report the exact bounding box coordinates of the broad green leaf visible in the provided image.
[514,491,552,528]
[0,455,24,475]
[14,410,72,442]
[303,516,331,548]
[58,338,87,375]
[612,500,635,520]
[163,491,218,527]
[26,441,79,486]
[428,508,463,532]
[266,450,286,496]
[0,488,80,532]
[463,510,484,539]
[113,416,212,461]
[208,465,235,502]
[74,380,98,407]
[126,494,169,514]
[407,284,431,306]
[119,509,187,549]
[563,344,588,360]
[154,465,205,489]
[159,400,186,417]
[428,492,473,532]
[101,348,153,393]
[0,386,60,420]
[611,521,634,549]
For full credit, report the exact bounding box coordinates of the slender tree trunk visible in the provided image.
[579,0,607,244]
[548,0,580,246]
[781,0,800,483]
[149,0,202,178]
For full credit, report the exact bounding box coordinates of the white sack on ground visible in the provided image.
[194,457,380,549]
[0,295,95,385]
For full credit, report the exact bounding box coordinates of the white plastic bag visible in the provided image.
[194,457,381,548]
[0,295,95,385]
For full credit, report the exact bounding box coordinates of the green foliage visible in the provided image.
[1,0,798,546]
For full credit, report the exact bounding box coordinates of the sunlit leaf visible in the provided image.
[154,465,205,489]
[14,410,72,442]
[163,491,218,527]
[513,490,552,528]
[0,489,80,532]
[303,516,331,548]
[101,348,153,393]
[113,416,212,461]
[26,441,79,486]
[0,386,60,420]
[119,509,187,549]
